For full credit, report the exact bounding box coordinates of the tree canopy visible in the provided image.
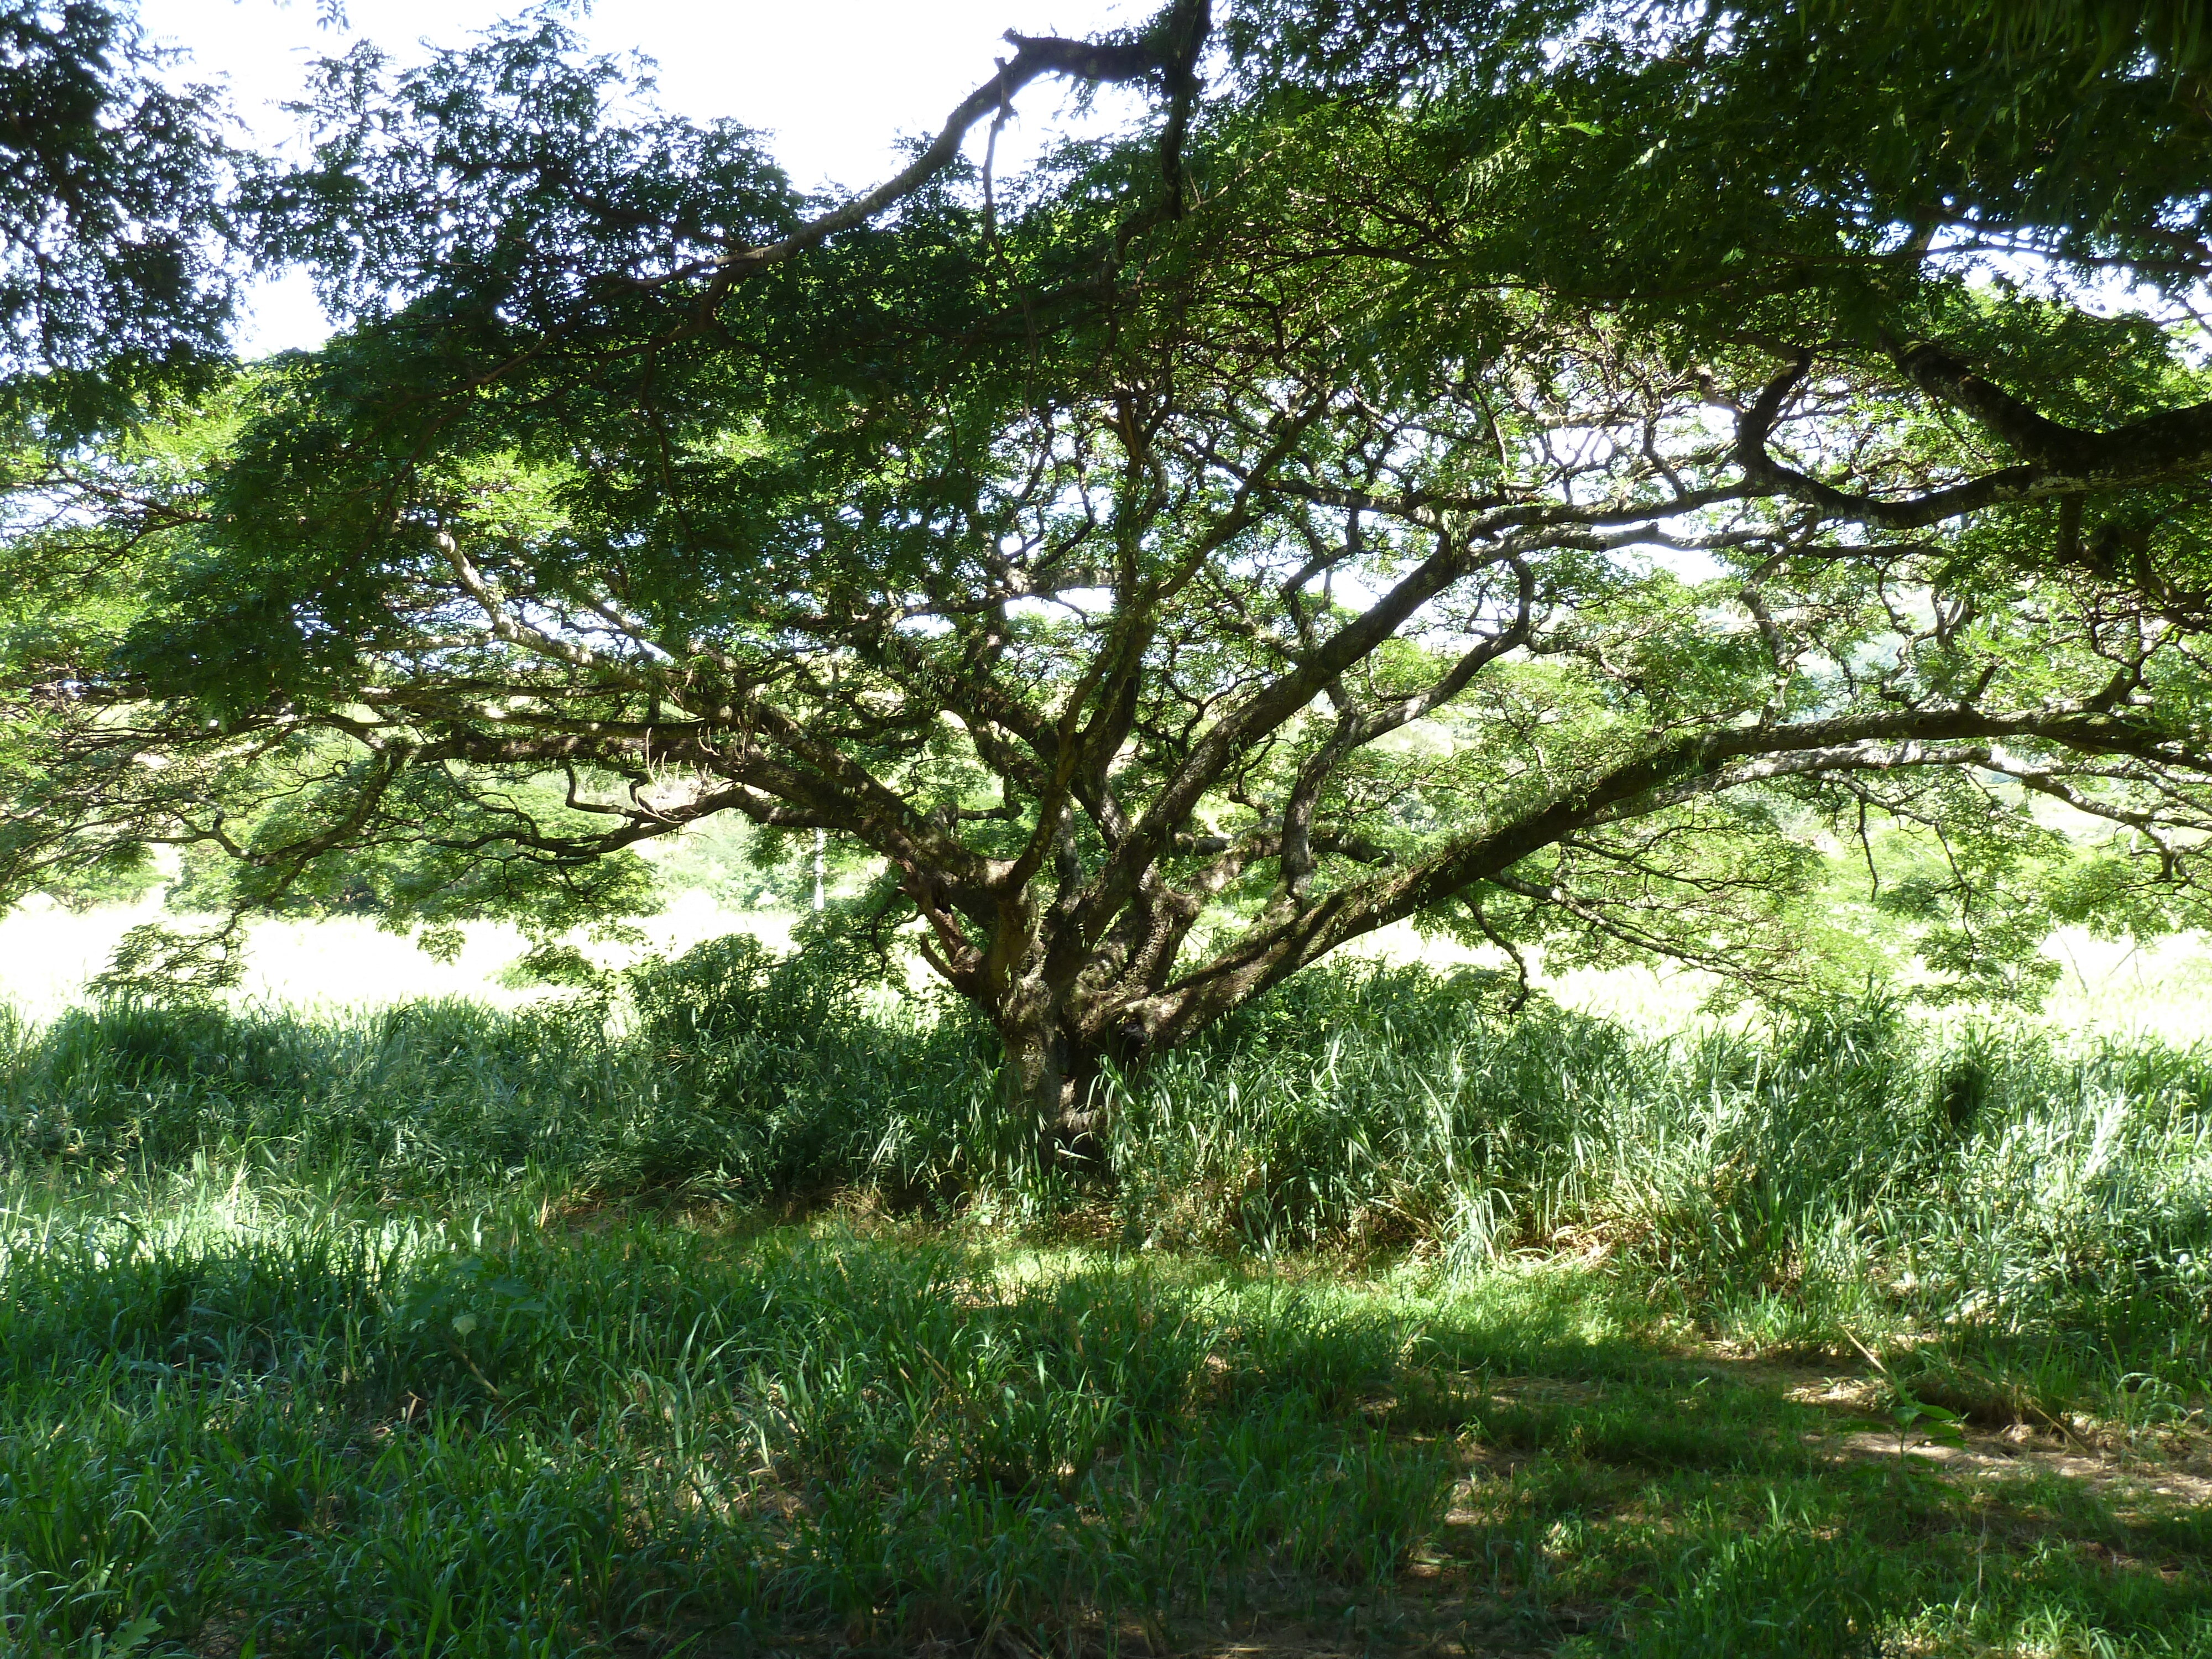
[7,0,2212,1152]
[1,1,244,435]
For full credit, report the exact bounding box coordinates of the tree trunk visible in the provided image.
[998,1013,1112,1175]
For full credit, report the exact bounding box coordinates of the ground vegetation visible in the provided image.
[0,969,2205,1655]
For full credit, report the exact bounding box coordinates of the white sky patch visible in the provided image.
[142,0,1151,356]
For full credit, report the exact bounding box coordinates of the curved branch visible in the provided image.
[1734,346,2212,533]
[708,4,1206,288]
[1126,700,2208,1045]
[1886,333,2212,479]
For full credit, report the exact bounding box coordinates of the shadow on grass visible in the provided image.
[0,1196,2204,1657]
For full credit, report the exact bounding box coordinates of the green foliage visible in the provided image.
[30,843,161,912]
[637,812,795,910]
[1877,1390,1968,1464]
[0,1,243,435]
[1234,0,2212,315]
[0,954,2204,1653]
[1,961,2205,1418]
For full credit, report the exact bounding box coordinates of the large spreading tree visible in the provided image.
[7,0,2212,1155]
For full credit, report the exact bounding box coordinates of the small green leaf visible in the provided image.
[93,1615,161,1658]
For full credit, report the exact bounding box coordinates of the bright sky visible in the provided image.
[138,0,1148,354]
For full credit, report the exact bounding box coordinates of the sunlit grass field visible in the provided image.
[1,906,2208,1655]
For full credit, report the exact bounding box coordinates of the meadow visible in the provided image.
[0,928,2208,1656]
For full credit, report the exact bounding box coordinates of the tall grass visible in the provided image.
[0,1183,1465,1655]
[0,939,995,1204]
[2,950,2207,1415]
[1,951,2208,1655]
[1117,969,2212,1418]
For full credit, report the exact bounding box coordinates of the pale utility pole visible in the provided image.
[812,828,826,913]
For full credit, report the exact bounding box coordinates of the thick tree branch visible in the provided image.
[708,3,1206,289]
[1734,346,2212,533]
[1126,700,2203,1045]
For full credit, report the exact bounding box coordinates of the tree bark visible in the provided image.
[997,1010,1113,1175]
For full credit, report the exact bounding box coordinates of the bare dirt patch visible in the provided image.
[1760,1363,2212,1507]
